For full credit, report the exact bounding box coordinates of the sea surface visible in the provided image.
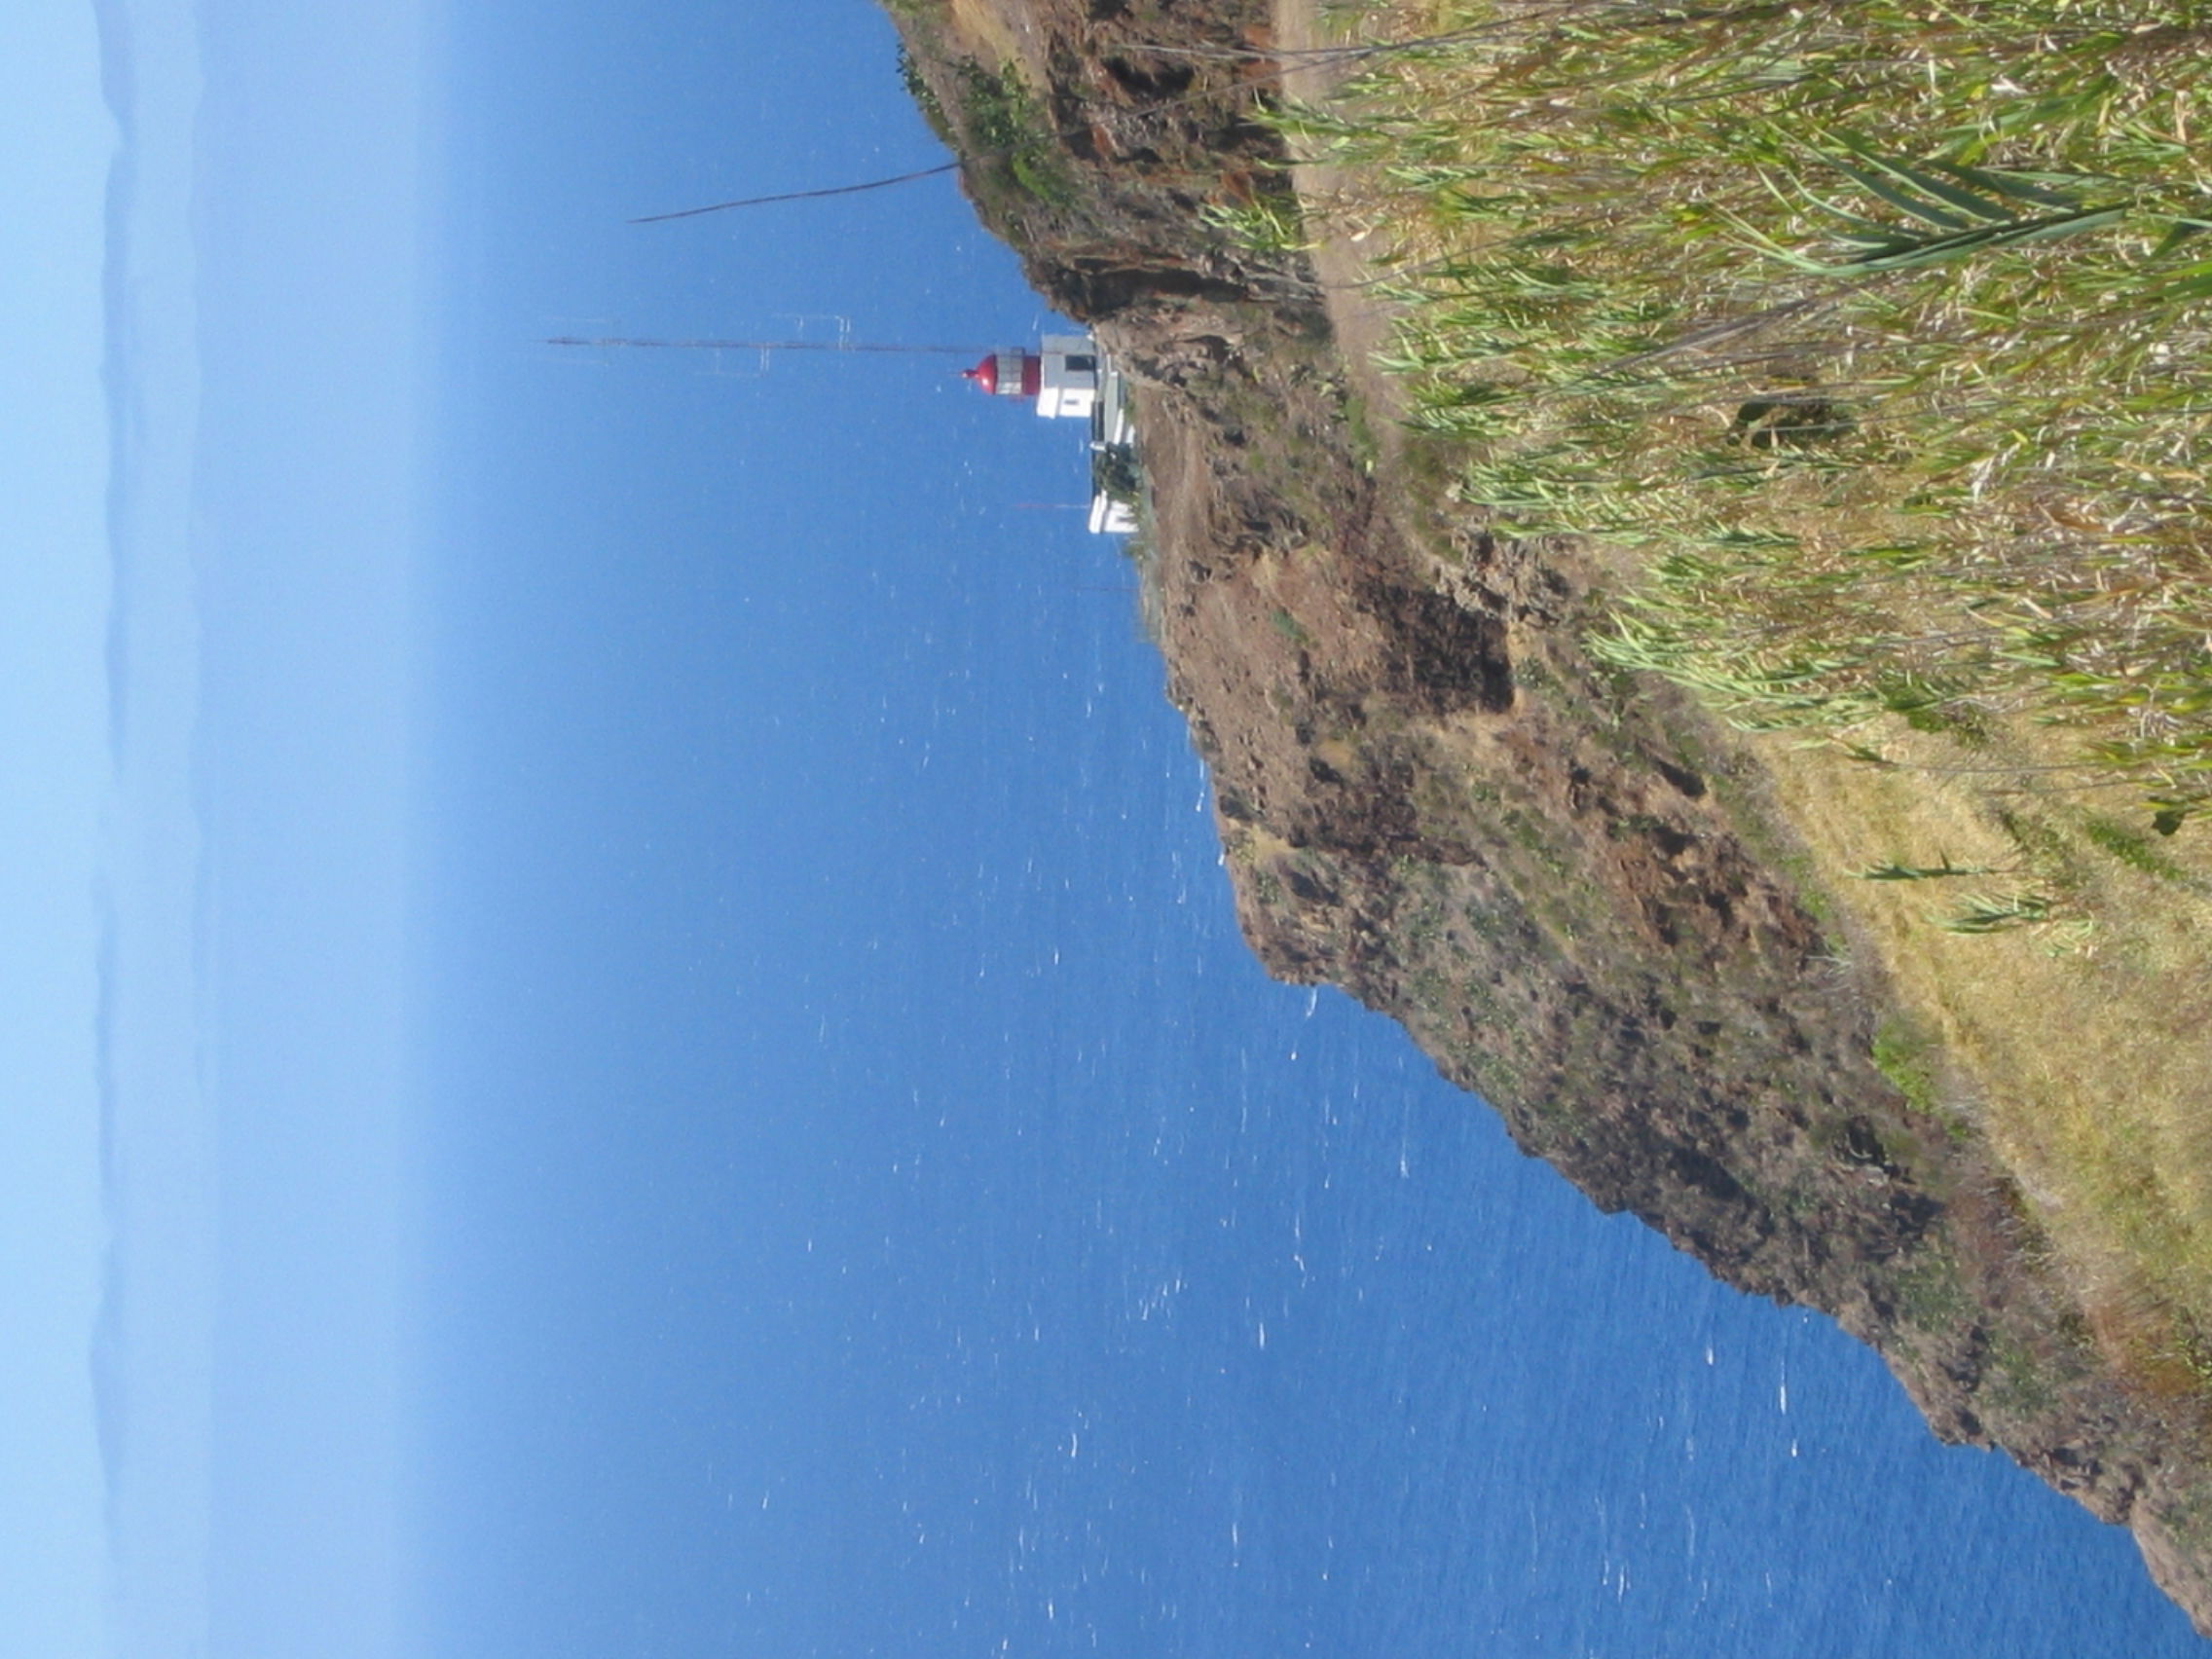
[414,345,2212,1656]
[789,559,2212,1659]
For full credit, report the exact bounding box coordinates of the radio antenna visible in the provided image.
[544,334,987,356]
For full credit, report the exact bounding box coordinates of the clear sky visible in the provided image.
[20,0,2212,1656]
[188,2,424,1647]
[0,5,114,1655]
[79,0,428,1653]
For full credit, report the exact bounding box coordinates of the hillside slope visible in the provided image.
[886,0,2212,1626]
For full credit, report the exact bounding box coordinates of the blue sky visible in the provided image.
[16,0,2212,1655]
[189,2,423,1643]
[62,0,428,1652]
[0,5,112,1655]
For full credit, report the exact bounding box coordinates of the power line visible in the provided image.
[544,335,988,356]
[629,163,961,225]
[621,24,1512,227]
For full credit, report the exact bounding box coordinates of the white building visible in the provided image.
[964,333,1140,535]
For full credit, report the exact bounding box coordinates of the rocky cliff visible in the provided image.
[887,0,2212,1626]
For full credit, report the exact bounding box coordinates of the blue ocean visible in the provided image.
[764,540,2208,1659]
[415,411,2208,1656]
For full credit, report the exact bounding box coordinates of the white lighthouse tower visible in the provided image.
[963,334,1099,416]
[964,332,1139,534]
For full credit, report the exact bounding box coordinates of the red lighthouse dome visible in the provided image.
[962,350,1043,398]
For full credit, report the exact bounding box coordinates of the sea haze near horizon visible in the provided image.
[404,3,2209,1659]
[89,0,426,1653]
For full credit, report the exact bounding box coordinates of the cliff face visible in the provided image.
[887,0,2212,1626]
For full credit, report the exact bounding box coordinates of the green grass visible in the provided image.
[1870,1017,1941,1118]
[1277,0,2212,828]
[1203,194,1313,255]
[898,46,953,143]
[949,59,1074,208]
[2083,812,2194,881]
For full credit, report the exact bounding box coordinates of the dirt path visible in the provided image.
[1271,0,1411,431]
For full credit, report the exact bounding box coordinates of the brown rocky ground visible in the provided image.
[886,0,2212,1627]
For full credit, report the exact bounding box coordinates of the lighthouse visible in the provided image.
[964,332,1139,534]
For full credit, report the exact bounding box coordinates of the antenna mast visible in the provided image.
[544,335,987,356]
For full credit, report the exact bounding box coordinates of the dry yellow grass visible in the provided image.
[939,0,1038,78]
[1752,715,2212,1363]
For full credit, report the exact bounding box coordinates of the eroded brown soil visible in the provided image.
[888,0,2212,1626]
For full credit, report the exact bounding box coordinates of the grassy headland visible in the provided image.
[1280,0,2212,1390]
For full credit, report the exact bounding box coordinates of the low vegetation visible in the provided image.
[1281,0,2212,1387]
[1287,0,2212,815]
[950,57,1076,207]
